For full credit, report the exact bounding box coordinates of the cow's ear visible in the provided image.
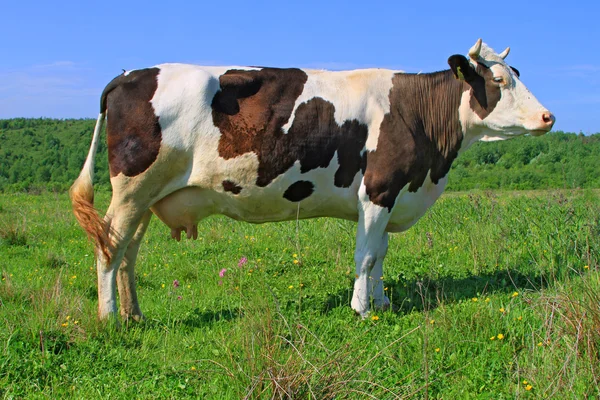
[448,54,475,81]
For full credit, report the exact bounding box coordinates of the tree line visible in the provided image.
[0,118,598,193]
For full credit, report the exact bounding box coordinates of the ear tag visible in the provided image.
[456,66,465,81]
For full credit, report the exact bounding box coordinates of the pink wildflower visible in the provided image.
[173,279,180,288]
[238,257,248,267]
[219,268,227,278]
[177,295,182,301]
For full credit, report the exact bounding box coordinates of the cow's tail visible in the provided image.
[70,112,111,263]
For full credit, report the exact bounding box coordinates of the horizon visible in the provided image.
[1,1,598,134]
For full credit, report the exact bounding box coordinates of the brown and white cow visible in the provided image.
[71,39,555,320]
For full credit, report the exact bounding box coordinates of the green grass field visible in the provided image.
[0,190,599,398]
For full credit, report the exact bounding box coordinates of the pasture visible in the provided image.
[0,190,598,398]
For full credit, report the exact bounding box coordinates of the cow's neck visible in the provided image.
[388,69,465,159]
[364,70,466,210]
[375,70,465,189]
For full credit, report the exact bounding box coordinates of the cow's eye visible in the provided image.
[493,77,504,84]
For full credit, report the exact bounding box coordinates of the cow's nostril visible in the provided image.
[542,112,555,124]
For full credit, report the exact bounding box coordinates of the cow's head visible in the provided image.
[448,39,555,142]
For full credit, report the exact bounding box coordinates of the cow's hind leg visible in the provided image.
[97,200,149,321]
[117,210,152,322]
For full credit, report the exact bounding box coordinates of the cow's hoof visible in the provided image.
[351,298,369,318]
[373,296,391,311]
[121,312,145,325]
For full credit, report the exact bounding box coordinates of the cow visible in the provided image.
[71,39,555,321]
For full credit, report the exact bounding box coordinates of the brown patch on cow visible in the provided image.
[364,70,465,211]
[212,69,368,188]
[283,181,314,202]
[213,68,307,168]
[105,68,162,178]
[287,98,368,188]
[468,62,501,120]
[222,180,242,194]
[448,55,502,120]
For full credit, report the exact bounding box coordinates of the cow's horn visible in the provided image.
[498,47,510,59]
[468,38,483,60]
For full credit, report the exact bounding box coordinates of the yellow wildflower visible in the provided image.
[435,348,440,352]
[293,259,299,264]
[490,336,496,340]
[584,265,589,269]
[522,380,528,385]
[497,333,505,340]
[161,284,165,288]
[472,297,478,302]
[293,253,298,258]
[191,366,196,371]
[525,385,532,391]
[537,342,543,347]
[499,307,505,313]
[288,285,294,289]
[371,315,379,321]
[429,319,435,325]
[485,297,490,302]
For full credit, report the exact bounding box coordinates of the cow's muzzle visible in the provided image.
[529,111,555,136]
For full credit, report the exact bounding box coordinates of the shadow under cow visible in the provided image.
[322,269,561,315]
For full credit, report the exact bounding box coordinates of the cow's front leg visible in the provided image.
[351,186,391,317]
[369,232,390,310]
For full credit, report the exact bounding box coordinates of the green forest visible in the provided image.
[0,118,598,192]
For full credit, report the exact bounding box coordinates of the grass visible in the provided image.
[0,189,598,398]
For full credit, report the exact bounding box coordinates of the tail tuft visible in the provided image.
[70,113,112,264]
[70,179,111,263]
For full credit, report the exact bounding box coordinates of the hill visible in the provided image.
[0,118,598,192]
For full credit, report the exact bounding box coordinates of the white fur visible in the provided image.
[97,253,118,319]
[79,113,104,184]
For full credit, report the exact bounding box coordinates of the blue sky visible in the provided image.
[1,0,598,133]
